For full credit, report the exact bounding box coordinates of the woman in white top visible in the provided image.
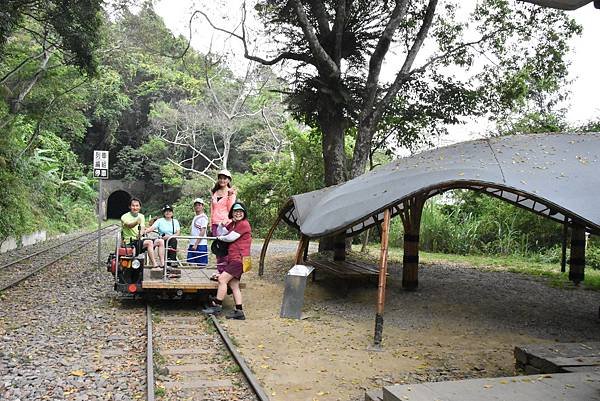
[187,198,209,266]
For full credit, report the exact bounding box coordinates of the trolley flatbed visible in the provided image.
[141,267,246,290]
[108,233,246,296]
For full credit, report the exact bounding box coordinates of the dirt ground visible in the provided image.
[221,243,600,401]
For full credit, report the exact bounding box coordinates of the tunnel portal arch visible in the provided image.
[106,190,131,219]
[100,180,146,220]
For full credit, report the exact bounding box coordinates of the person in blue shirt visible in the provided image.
[147,204,181,267]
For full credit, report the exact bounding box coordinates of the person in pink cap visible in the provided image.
[210,169,236,273]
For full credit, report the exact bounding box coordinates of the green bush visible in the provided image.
[385,191,567,258]
[586,245,600,270]
[235,124,324,238]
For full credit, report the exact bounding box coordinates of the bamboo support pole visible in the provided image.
[373,208,391,346]
[258,213,283,276]
[401,195,424,290]
[295,235,309,265]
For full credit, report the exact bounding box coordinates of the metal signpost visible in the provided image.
[94,150,109,268]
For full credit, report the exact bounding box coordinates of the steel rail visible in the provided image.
[146,305,155,401]
[210,315,271,401]
[0,224,119,270]
[0,225,119,292]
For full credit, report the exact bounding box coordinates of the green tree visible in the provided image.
[0,0,103,76]
[200,0,580,186]
[236,122,325,236]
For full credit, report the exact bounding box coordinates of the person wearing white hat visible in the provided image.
[187,198,209,266]
[210,169,236,272]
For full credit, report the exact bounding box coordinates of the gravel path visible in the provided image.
[313,261,600,341]
[2,236,599,401]
[0,238,147,401]
[259,243,600,342]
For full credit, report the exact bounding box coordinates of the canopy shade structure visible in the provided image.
[519,0,595,10]
[278,133,600,239]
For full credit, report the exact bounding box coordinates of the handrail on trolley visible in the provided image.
[114,231,121,286]
[162,235,218,281]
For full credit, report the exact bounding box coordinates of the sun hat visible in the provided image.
[217,169,232,180]
[192,198,205,205]
[228,202,248,219]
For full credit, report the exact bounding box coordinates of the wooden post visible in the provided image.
[569,226,586,285]
[295,235,309,265]
[258,214,282,276]
[373,208,391,347]
[561,217,568,273]
[400,195,425,290]
[333,233,346,261]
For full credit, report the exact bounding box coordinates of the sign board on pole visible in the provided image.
[94,150,109,269]
[93,150,109,179]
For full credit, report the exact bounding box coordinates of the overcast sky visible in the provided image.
[154,1,600,143]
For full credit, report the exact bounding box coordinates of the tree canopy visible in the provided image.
[201,0,581,185]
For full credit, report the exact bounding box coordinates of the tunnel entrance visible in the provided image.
[107,190,131,219]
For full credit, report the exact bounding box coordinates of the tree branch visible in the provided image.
[308,0,331,36]
[331,0,348,65]
[373,0,438,122]
[196,7,312,66]
[289,0,340,78]
[360,0,410,123]
[0,47,54,85]
[167,157,217,182]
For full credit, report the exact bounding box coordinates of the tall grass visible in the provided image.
[385,192,600,269]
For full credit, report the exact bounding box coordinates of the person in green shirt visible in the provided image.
[121,197,161,268]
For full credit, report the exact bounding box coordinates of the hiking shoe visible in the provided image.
[201,305,222,315]
[225,309,245,320]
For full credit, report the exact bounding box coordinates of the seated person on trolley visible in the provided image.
[120,197,160,267]
[146,204,180,267]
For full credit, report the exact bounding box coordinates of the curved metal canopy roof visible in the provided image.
[279,133,600,238]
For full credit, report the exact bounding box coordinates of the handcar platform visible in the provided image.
[141,267,246,290]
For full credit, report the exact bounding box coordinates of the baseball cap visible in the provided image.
[193,198,205,205]
[161,204,173,212]
[217,169,232,179]
[232,203,245,211]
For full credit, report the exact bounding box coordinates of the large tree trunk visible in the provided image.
[317,107,347,253]
[349,122,374,179]
[319,110,347,186]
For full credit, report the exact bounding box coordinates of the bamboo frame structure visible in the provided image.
[258,199,293,276]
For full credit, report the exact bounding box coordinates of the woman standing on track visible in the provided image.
[210,169,236,273]
[202,202,251,320]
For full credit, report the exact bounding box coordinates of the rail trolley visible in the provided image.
[106,233,240,298]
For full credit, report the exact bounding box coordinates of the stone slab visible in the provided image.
[382,372,600,401]
[365,388,383,401]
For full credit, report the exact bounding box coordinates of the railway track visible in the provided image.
[0,224,119,291]
[147,304,269,401]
